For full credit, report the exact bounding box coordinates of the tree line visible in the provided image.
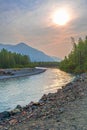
[59,36,87,74]
[0,49,30,68]
[0,48,59,69]
[28,61,59,68]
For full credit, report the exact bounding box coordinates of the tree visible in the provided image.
[59,37,87,74]
[0,49,31,68]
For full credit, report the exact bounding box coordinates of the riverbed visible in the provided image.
[0,68,74,112]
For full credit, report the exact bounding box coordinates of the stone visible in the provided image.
[0,111,10,120]
[16,105,22,110]
[40,94,47,102]
[22,111,27,116]
[33,102,40,106]
[59,108,65,114]
[11,108,21,115]
[56,118,60,122]
[9,119,18,125]
[63,85,73,92]
[29,101,34,106]
[80,92,84,96]
[4,127,8,130]
[0,125,3,128]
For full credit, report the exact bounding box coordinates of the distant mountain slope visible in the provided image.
[0,43,61,62]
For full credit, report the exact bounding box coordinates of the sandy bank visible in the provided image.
[0,68,46,80]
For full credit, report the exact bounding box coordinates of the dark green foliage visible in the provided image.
[29,61,59,68]
[0,49,59,69]
[0,49,30,68]
[59,37,87,74]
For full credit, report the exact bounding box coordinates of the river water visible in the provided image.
[0,68,73,112]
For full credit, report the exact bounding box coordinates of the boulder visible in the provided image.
[0,111,10,120]
[15,105,22,110]
[9,119,18,125]
[11,108,21,115]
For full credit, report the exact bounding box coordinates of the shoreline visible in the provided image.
[0,67,46,80]
[0,72,87,129]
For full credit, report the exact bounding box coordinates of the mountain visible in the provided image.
[0,42,61,62]
[52,56,61,62]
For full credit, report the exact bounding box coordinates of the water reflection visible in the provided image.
[0,68,73,112]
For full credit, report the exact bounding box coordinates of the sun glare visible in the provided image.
[53,9,70,26]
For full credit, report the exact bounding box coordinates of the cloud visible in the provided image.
[0,0,87,58]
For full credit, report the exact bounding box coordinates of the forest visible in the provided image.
[59,36,87,74]
[0,49,30,68]
[0,48,59,69]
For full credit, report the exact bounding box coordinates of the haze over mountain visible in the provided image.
[0,43,60,62]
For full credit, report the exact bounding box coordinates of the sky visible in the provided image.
[0,0,87,59]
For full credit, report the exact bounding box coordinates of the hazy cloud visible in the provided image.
[0,0,87,58]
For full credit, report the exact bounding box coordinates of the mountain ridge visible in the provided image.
[0,42,61,62]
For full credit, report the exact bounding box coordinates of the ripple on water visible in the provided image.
[0,68,73,112]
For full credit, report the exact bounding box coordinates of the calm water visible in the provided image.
[0,68,73,112]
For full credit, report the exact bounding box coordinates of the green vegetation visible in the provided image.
[59,36,87,74]
[0,48,59,69]
[28,61,59,68]
[0,49,30,68]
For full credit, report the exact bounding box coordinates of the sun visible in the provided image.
[53,9,70,26]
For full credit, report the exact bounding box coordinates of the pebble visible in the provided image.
[59,108,65,114]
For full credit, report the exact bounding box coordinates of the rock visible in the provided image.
[6,71,14,75]
[4,127,8,130]
[25,102,40,111]
[29,101,34,106]
[39,94,47,102]
[79,92,84,98]
[39,100,45,105]
[0,125,3,128]
[0,70,5,75]
[56,115,61,122]
[63,85,73,92]
[27,113,33,119]
[59,108,65,114]
[9,119,18,125]
[71,125,77,129]
[11,108,21,115]
[21,111,27,116]
[33,102,40,106]
[31,105,37,110]
[0,111,10,120]
[56,118,61,122]
[16,105,22,110]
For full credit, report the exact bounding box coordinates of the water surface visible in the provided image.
[0,68,73,112]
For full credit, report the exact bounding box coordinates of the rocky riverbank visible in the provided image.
[0,73,87,130]
[0,68,46,80]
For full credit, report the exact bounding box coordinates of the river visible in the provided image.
[0,68,74,112]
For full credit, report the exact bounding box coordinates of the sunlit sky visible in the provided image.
[0,0,87,59]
